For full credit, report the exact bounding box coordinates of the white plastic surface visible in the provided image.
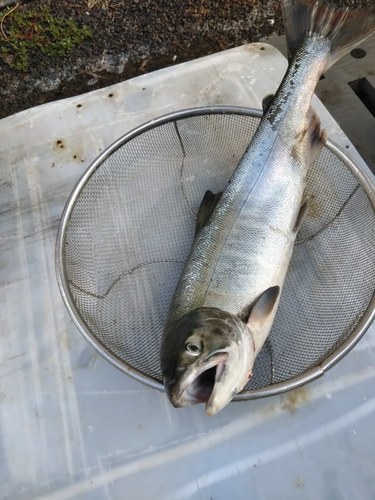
[1,43,375,500]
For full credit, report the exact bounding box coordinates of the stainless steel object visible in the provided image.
[55,106,375,399]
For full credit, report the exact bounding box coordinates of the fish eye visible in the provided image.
[186,343,201,355]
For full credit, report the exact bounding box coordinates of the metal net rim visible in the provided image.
[55,106,375,400]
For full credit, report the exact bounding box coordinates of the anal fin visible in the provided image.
[195,190,222,235]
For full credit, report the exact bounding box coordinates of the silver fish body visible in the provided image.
[161,0,375,416]
[169,37,330,338]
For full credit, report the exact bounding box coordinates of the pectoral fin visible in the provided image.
[246,286,280,332]
[195,190,222,235]
[293,199,309,233]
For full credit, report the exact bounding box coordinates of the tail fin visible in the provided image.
[281,0,375,71]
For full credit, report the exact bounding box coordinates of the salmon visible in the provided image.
[161,0,375,416]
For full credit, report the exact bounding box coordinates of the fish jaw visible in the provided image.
[167,342,254,415]
[167,351,229,408]
[205,342,254,416]
[161,308,255,415]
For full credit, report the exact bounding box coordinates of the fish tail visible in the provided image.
[281,0,375,71]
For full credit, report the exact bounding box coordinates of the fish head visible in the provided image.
[161,307,255,416]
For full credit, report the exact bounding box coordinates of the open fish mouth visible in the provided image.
[173,352,229,408]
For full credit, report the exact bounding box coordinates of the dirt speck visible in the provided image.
[295,477,305,488]
[281,387,310,414]
[53,139,65,152]
[307,195,322,219]
[261,402,277,417]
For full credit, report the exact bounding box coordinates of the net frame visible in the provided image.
[55,106,375,400]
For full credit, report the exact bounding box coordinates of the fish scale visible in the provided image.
[170,124,305,322]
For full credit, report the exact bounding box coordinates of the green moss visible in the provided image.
[0,5,92,71]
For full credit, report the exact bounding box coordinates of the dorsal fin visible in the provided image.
[195,190,222,235]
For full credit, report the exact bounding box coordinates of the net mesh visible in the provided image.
[64,112,375,391]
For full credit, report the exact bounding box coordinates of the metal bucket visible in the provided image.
[55,107,375,399]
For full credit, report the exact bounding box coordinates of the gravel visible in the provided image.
[0,0,373,119]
